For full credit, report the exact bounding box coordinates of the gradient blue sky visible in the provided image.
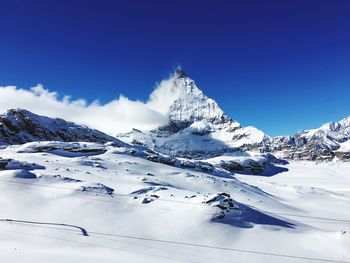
[0,0,349,136]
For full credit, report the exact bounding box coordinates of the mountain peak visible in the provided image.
[174,66,188,78]
[147,68,240,133]
[159,69,238,129]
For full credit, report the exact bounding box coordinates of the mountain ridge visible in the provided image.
[270,115,350,160]
[0,108,121,145]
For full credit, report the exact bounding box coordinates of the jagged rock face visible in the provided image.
[159,68,237,131]
[0,109,119,145]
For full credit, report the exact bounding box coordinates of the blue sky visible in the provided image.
[0,0,349,136]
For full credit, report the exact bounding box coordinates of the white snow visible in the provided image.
[337,140,350,152]
[1,142,350,262]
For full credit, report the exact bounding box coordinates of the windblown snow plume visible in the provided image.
[147,71,185,115]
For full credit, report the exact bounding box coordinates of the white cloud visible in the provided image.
[0,84,170,135]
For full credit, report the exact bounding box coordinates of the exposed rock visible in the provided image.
[146,154,176,166]
[219,160,266,174]
[0,158,45,170]
[17,141,106,155]
[78,183,114,195]
[203,193,241,220]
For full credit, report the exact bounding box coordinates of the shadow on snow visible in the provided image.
[215,203,295,229]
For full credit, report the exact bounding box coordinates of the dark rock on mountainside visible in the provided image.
[0,109,120,145]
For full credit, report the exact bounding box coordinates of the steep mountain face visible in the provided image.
[120,68,270,159]
[269,116,350,161]
[164,68,234,130]
[0,109,120,145]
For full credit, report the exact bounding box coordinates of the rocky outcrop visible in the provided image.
[203,193,241,220]
[0,158,45,170]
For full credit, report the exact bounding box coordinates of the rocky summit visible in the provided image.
[166,67,234,130]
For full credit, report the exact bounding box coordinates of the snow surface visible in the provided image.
[1,142,350,262]
[337,140,350,152]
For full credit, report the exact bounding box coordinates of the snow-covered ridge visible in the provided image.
[0,109,121,145]
[269,115,350,161]
[300,115,350,143]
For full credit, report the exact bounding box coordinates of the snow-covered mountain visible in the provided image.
[0,108,276,175]
[269,116,350,161]
[160,67,235,130]
[119,68,350,162]
[119,68,270,160]
[0,109,120,145]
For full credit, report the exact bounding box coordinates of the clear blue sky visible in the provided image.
[0,0,349,136]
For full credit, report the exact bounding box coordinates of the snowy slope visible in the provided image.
[1,142,349,263]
